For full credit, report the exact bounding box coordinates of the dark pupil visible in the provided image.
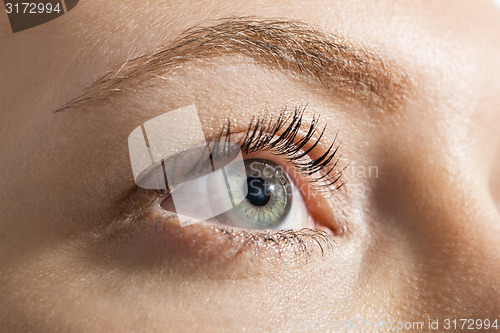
[246,177,271,206]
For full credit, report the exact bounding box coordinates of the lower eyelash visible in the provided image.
[212,226,336,258]
[152,209,336,257]
[148,205,336,258]
[215,105,346,192]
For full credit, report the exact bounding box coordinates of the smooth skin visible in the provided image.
[1,0,500,332]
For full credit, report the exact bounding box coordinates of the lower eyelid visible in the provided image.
[93,190,336,279]
[138,202,336,260]
[94,178,338,277]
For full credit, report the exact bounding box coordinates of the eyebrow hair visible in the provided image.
[56,17,410,112]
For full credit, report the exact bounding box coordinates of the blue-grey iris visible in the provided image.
[223,159,292,229]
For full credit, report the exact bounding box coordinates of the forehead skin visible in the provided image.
[1,0,500,332]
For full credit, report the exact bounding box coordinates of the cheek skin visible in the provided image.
[0,220,366,332]
[369,103,500,317]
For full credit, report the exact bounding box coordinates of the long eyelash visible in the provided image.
[215,105,345,191]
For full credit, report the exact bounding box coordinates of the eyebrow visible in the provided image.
[56,17,410,112]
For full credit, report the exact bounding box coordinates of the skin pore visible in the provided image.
[1,0,500,332]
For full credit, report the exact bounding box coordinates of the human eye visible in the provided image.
[122,105,345,256]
